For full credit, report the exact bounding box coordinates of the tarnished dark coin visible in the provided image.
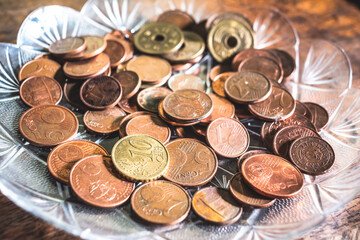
[289,136,335,175]
[112,71,140,99]
[192,187,242,225]
[229,173,276,208]
[294,101,312,121]
[200,94,235,124]
[212,72,235,97]
[157,10,195,29]
[49,37,86,57]
[235,104,253,119]
[137,87,172,113]
[191,124,207,138]
[70,155,135,208]
[237,150,269,170]
[268,49,295,78]
[63,81,87,110]
[131,180,191,225]
[303,102,329,131]
[118,95,140,114]
[18,58,62,82]
[84,106,126,134]
[80,75,122,110]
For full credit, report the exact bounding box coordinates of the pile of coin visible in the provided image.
[16,8,335,226]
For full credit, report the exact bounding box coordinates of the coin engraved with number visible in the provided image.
[111,134,169,182]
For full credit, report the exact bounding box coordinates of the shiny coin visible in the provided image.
[157,10,195,29]
[66,36,106,60]
[237,150,269,170]
[209,65,233,82]
[49,37,86,57]
[131,180,191,225]
[303,102,329,131]
[212,72,235,97]
[192,187,242,225]
[200,94,235,124]
[119,112,154,137]
[158,101,200,127]
[70,155,135,208]
[118,95,140,114]
[18,58,62,82]
[63,81,87,110]
[137,87,172,113]
[112,71,141,99]
[104,37,133,67]
[111,134,169,182]
[168,74,205,91]
[232,49,278,71]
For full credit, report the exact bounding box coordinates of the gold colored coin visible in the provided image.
[208,19,254,62]
[134,22,184,54]
[111,134,169,182]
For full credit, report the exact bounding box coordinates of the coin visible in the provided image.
[289,136,335,175]
[192,187,242,225]
[229,173,275,208]
[235,104,254,119]
[70,155,135,208]
[47,140,108,184]
[200,94,235,124]
[303,102,329,131]
[118,95,140,114]
[294,101,312,121]
[225,71,272,104]
[80,75,122,110]
[125,114,171,144]
[273,126,320,158]
[119,112,154,137]
[163,89,213,122]
[112,71,140,99]
[111,134,169,182]
[131,180,191,225]
[175,127,198,139]
[84,106,126,134]
[249,86,295,121]
[163,138,218,186]
[232,49,278,71]
[242,154,304,199]
[137,87,172,113]
[206,11,252,32]
[163,31,205,62]
[104,37,133,67]
[191,124,207,138]
[63,53,110,79]
[268,49,295,78]
[209,65,233,82]
[126,56,172,84]
[208,19,253,62]
[206,117,249,158]
[49,37,86,57]
[157,10,195,29]
[134,22,184,54]
[19,105,78,146]
[66,36,106,60]
[158,101,200,127]
[18,58,62,82]
[168,74,205,91]
[212,72,235,97]
[63,81,87,110]
[237,150,269,170]
[19,76,62,107]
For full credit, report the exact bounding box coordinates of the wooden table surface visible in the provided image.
[0,0,359,239]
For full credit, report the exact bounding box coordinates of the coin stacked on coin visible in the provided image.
[15,8,335,227]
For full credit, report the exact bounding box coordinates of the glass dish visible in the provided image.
[0,0,358,239]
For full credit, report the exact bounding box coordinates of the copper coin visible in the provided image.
[192,187,242,225]
[66,36,107,60]
[241,154,304,199]
[47,140,108,184]
[163,138,218,186]
[118,95,140,114]
[157,10,195,29]
[209,65,233,82]
[303,102,329,131]
[70,155,135,208]
[232,49,277,71]
[238,56,283,83]
[112,71,140,99]
[235,104,253,119]
[84,106,126,134]
[49,37,86,57]
[237,150,269,170]
[206,117,249,158]
[249,86,295,121]
[168,74,205,92]
[163,89,213,122]
[126,56,172,84]
[104,37,133,67]
[171,62,193,72]
[19,105,78,147]
[19,76,62,107]
[289,136,335,175]
[191,124,207,138]
[137,87,172,113]
[268,49,295,78]
[200,93,235,124]
[294,101,312,121]
[63,53,110,79]
[224,71,272,104]
[119,112,154,137]
[158,101,199,127]
[273,126,320,158]
[212,72,235,97]
[80,75,122,110]
[18,58,62,82]
[175,127,199,139]
[125,114,171,144]
[131,180,191,225]
[229,173,275,208]
[63,81,87,110]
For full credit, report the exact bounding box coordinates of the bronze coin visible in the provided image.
[84,106,126,134]
[49,37,86,57]
[238,56,283,83]
[191,124,207,138]
[249,86,295,121]
[171,62,193,72]
[63,53,110,79]
[229,173,276,208]
[175,127,199,139]
[118,95,140,114]
[232,49,278,71]
[66,36,107,60]
[237,150,269,170]
[157,10,195,29]
[19,76,62,107]
[212,72,235,97]
[206,117,249,158]
[125,114,171,144]
[163,138,218,186]
[104,37,133,67]
[192,187,242,225]
[163,89,213,122]
[200,93,235,124]
[303,102,329,131]
[295,101,312,121]
[18,58,62,82]
[119,112,154,137]
[131,180,191,225]
[289,136,335,175]
[137,87,172,113]
[47,140,108,184]
[63,81,87,110]
[242,154,304,199]
[70,155,135,208]
[168,74,205,92]
[268,49,295,78]
[158,101,199,127]
[80,75,122,110]
[112,71,141,99]
[224,71,272,104]
[19,105,78,147]
[209,64,233,82]
[273,126,320,159]
[235,104,253,119]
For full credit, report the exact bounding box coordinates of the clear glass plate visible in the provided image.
[0,0,359,239]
